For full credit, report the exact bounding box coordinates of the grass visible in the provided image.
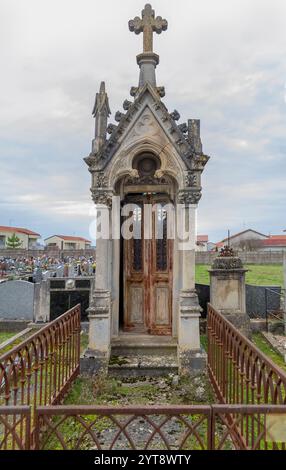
[196,264,284,287]
[200,334,208,352]
[80,332,89,353]
[252,333,286,372]
[0,329,37,355]
[0,332,15,344]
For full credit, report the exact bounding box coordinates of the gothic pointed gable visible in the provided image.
[85,82,209,173]
[84,3,210,206]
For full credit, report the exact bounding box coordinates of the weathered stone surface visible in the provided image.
[210,255,251,337]
[212,256,244,270]
[0,280,34,320]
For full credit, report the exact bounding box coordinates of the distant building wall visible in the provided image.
[0,248,96,259]
[195,251,284,265]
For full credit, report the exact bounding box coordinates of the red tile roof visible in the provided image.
[262,238,286,247]
[197,235,209,243]
[0,226,40,237]
[46,235,91,243]
[270,235,286,239]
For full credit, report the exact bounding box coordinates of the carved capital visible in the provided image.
[177,189,201,205]
[91,189,113,208]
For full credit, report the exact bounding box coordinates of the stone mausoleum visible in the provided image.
[83,4,210,375]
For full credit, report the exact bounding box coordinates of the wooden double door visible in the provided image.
[123,194,173,335]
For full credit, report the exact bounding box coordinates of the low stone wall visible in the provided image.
[196,251,284,265]
[0,248,96,258]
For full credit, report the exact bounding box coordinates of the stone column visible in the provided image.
[83,200,112,374]
[209,254,251,337]
[177,200,204,373]
[136,52,159,88]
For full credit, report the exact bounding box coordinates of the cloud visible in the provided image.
[0,0,286,242]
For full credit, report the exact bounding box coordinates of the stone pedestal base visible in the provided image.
[179,349,207,376]
[80,349,108,376]
[178,289,205,374]
[223,312,251,338]
[87,289,111,368]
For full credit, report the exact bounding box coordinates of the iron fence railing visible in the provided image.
[0,304,81,425]
[2,404,286,450]
[207,303,286,405]
[212,404,286,450]
[0,406,31,450]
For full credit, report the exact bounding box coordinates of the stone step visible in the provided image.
[111,334,177,357]
[111,343,177,357]
[108,354,178,378]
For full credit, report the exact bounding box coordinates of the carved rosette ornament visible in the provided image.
[177,190,201,205]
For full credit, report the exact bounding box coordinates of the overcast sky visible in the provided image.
[0,0,286,243]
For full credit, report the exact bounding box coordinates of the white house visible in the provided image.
[0,226,41,249]
[215,229,269,251]
[44,235,92,250]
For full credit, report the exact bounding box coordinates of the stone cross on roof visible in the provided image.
[129,4,168,53]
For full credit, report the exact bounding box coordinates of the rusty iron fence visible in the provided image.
[2,404,286,450]
[207,304,286,405]
[34,405,211,450]
[212,404,286,450]
[0,406,31,450]
[1,302,286,450]
[0,304,81,423]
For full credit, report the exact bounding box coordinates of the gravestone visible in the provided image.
[0,280,35,320]
[33,267,43,283]
[56,265,64,278]
[68,264,75,278]
[42,271,51,280]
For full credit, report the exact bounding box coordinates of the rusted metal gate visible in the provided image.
[0,305,81,420]
[207,304,286,405]
[2,404,286,450]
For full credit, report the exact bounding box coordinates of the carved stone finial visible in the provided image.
[129,4,168,53]
[92,81,111,153]
[188,119,203,154]
[115,111,124,122]
[156,86,165,97]
[123,99,132,111]
[170,110,180,121]
[107,123,117,135]
[178,123,188,134]
[130,87,139,97]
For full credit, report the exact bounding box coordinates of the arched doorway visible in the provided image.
[116,152,176,336]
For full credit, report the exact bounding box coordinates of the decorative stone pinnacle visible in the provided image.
[92,81,111,154]
[129,4,168,53]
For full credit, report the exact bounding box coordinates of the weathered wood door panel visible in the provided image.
[123,195,172,335]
